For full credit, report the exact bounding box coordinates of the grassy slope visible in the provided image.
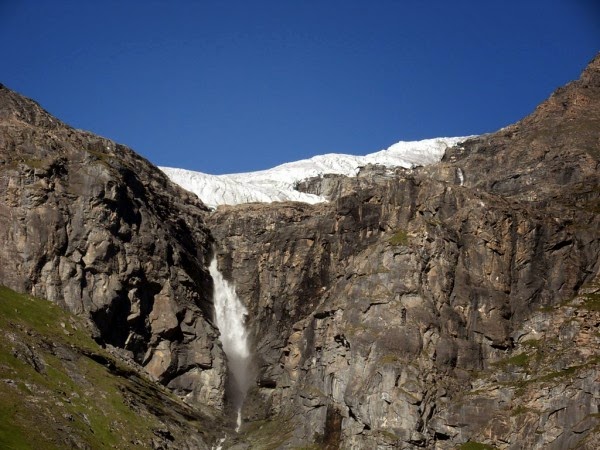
[0,286,220,449]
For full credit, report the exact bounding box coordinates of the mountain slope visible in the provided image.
[0,83,226,423]
[0,285,222,449]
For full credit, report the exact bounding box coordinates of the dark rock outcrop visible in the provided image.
[208,54,600,448]
[0,84,226,411]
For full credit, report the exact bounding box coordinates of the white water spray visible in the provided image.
[457,167,465,186]
[209,257,251,432]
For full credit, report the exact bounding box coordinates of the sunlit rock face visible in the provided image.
[0,84,226,411]
[207,54,600,449]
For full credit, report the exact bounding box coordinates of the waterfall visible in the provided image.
[457,167,465,186]
[209,257,251,432]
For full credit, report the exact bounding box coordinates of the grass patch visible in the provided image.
[492,352,530,369]
[344,322,369,337]
[301,385,326,398]
[520,339,543,350]
[505,353,529,367]
[389,229,409,246]
[86,149,115,171]
[21,158,45,169]
[0,286,151,448]
[375,428,401,441]
[379,354,400,365]
[0,403,33,450]
[457,442,497,450]
[581,293,600,311]
[538,365,581,382]
[0,285,220,449]
[536,305,555,313]
[244,415,294,450]
[0,286,98,353]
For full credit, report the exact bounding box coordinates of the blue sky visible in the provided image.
[1,1,598,174]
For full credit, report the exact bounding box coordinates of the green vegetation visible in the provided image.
[0,401,31,450]
[302,385,326,398]
[344,322,369,337]
[379,354,400,365]
[389,229,409,246]
[538,364,583,382]
[492,352,530,369]
[0,285,98,354]
[0,286,147,448]
[505,352,529,367]
[495,335,600,399]
[581,292,600,311]
[457,442,497,450]
[21,158,46,169]
[244,415,295,450]
[536,304,555,313]
[520,339,543,350]
[0,285,218,449]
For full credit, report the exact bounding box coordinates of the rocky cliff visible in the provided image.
[0,54,599,450]
[0,83,227,431]
[208,55,600,449]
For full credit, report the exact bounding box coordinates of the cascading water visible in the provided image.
[209,257,251,432]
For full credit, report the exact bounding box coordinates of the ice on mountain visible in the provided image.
[160,136,471,208]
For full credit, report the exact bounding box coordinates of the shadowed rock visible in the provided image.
[0,85,226,410]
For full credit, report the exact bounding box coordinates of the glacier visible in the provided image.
[160,136,471,208]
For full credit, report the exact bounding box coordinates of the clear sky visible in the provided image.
[1,1,598,174]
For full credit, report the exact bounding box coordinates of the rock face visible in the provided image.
[208,54,600,448]
[0,85,225,411]
[1,54,599,450]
